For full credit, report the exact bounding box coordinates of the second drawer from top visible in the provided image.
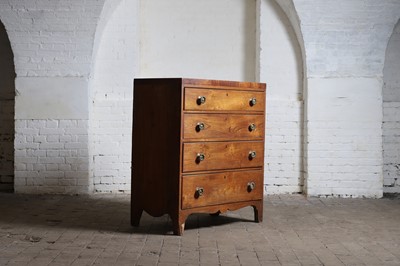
[183,113,264,140]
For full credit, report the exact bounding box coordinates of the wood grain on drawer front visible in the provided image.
[182,141,264,172]
[184,88,265,112]
[183,114,264,140]
[181,170,263,209]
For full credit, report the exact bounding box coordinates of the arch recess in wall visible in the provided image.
[259,0,305,194]
[0,20,15,192]
[89,0,138,193]
[383,18,400,193]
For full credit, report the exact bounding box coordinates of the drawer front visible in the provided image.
[183,114,264,140]
[184,88,265,112]
[182,141,264,172]
[181,170,263,209]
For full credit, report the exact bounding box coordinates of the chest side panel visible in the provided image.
[132,79,182,216]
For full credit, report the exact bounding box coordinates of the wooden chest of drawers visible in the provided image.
[131,78,266,235]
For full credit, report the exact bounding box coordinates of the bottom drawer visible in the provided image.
[181,170,263,209]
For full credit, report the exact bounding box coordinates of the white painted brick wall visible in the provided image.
[14,119,89,194]
[383,19,400,193]
[1,0,399,197]
[265,100,303,194]
[0,0,105,77]
[90,0,138,193]
[295,0,400,78]
[383,103,400,192]
[306,78,383,198]
[293,0,400,198]
[0,0,107,194]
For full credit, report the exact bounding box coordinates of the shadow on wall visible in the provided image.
[0,21,15,192]
[383,19,400,193]
[243,0,257,81]
[261,0,305,194]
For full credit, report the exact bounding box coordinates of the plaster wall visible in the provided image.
[307,78,383,197]
[139,0,256,81]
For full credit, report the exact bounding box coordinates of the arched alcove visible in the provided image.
[89,0,138,192]
[383,19,400,193]
[260,0,304,194]
[89,0,306,194]
[0,20,15,192]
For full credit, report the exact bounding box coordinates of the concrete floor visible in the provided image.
[0,193,399,266]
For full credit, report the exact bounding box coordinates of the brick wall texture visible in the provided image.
[14,120,89,194]
[0,0,399,197]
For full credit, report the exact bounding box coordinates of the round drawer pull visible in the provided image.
[195,187,204,197]
[249,151,256,160]
[249,123,256,132]
[196,122,205,132]
[197,96,206,105]
[247,182,256,192]
[249,98,257,106]
[196,153,205,163]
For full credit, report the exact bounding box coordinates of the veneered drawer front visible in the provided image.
[183,114,264,140]
[181,170,263,209]
[184,88,265,112]
[182,141,264,172]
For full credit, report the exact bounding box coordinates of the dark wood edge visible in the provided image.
[134,78,266,91]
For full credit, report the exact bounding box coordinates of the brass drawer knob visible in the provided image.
[196,122,205,132]
[247,182,256,192]
[196,153,205,163]
[197,96,206,105]
[249,151,256,160]
[249,123,256,132]
[195,187,204,197]
[249,98,257,106]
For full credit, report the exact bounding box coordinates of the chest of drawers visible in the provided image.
[131,78,266,235]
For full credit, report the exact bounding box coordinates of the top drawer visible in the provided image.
[184,88,265,112]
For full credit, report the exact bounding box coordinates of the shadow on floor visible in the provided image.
[0,193,254,235]
[383,193,400,199]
